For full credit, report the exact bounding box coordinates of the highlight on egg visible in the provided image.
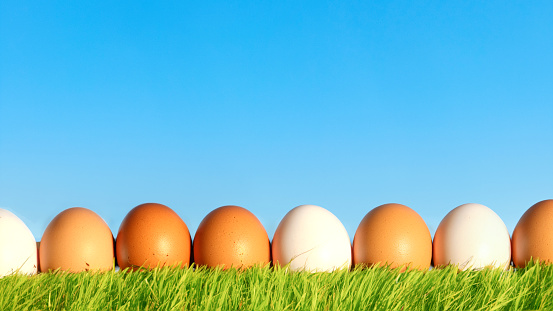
[193,205,271,269]
[512,199,553,268]
[0,208,38,277]
[40,207,114,273]
[116,203,192,271]
[432,203,511,270]
[353,203,432,271]
[272,204,352,272]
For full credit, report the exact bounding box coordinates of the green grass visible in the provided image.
[1,262,552,310]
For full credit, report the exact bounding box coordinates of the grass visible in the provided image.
[1,262,552,310]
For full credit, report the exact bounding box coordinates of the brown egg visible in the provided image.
[353,203,432,271]
[193,205,270,269]
[512,199,553,268]
[116,203,191,271]
[40,207,114,272]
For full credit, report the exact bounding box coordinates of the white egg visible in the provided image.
[433,203,511,270]
[272,204,352,272]
[0,208,38,277]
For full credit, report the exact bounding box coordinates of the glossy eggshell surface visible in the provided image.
[116,203,191,271]
[0,209,38,276]
[433,203,511,270]
[512,199,553,268]
[193,205,270,269]
[40,207,114,272]
[353,203,432,270]
[272,205,351,272]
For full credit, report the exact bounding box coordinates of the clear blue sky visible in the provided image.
[1,1,552,242]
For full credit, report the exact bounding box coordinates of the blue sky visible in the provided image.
[1,1,552,242]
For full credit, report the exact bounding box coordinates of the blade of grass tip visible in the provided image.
[344,268,362,310]
[326,268,348,310]
[47,273,60,310]
[89,272,109,310]
[309,275,320,311]
[113,268,124,309]
[26,273,44,309]
[539,265,553,310]
[362,267,383,309]
[213,268,229,310]
[529,262,551,310]
[349,267,370,309]
[136,269,155,309]
[155,267,171,309]
[514,262,538,310]
[173,267,188,309]
[9,259,553,310]
[119,270,138,309]
[0,274,15,309]
[372,266,397,310]
[52,271,70,310]
[281,269,296,310]
[155,267,174,309]
[95,270,114,310]
[533,263,552,310]
[252,266,268,310]
[394,269,418,310]
[283,270,299,309]
[299,272,311,308]
[0,274,27,310]
[385,269,408,310]
[201,267,220,310]
[493,269,519,311]
[268,265,281,310]
[174,268,189,309]
[333,269,347,306]
[190,265,208,309]
[351,267,370,308]
[224,268,235,310]
[262,265,275,309]
[154,269,169,309]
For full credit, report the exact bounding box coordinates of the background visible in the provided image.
[1,1,552,242]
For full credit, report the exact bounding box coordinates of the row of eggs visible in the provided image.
[1,200,552,276]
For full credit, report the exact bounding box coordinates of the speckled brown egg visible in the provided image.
[512,199,553,268]
[193,205,270,269]
[40,207,114,272]
[116,203,191,271]
[353,203,432,271]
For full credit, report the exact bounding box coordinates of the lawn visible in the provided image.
[1,262,551,310]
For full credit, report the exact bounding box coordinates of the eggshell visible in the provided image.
[40,207,114,272]
[512,199,553,268]
[193,205,270,269]
[353,203,432,271]
[0,209,38,276]
[433,203,511,270]
[272,204,351,272]
[116,203,191,271]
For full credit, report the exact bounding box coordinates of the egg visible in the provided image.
[0,209,38,276]
[433,203,511,270]
[512,199,553,268]
[272,204,351,272]
[193,205,270,269]
[40,207,114,272]
[116,203,191,271]
[353,203,432,271]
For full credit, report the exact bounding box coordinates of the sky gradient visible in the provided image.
[1,1,552,242]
